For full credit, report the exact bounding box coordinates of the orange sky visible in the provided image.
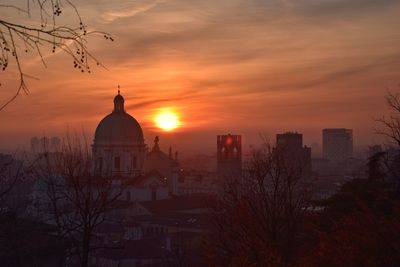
[1,0,399,154]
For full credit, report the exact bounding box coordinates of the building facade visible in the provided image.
[217,134,242,182]
[144,136,180,195]
[276,132,312,177]
[322,128,353,163]
[91,91,182,201]
[92,91,147,178]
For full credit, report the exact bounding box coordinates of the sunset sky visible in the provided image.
[1,0,399,154]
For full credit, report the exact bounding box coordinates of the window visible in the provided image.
[132,155,137,169]
[114,156,120,170]
[221,147,227,158]
[233,147,239,158]
[98,157,103,173]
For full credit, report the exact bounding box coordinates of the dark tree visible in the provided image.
[367,151,387,181]
[376,91,400,190]
[377,91,400,147]
[31,137,122,267]
[0,153,24,200]
[301,179,400,267]
[206,142,312,266]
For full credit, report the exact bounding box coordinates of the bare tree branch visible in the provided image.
[207,142,312,266]
[375,91,400,147]
[30,135,122,267]
[0,0,114,111]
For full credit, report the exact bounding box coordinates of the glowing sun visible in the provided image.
[154,109,181,131]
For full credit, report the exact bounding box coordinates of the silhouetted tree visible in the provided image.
[375,91,400,190]
[301,179,400,267]
[0,0,113,111]
[0,154,26,266]
[0,154,68,266]
[0,153,24,200]
[206,142,312,266]
[31,136,122,267]
[367,151,387,181]
[377,91,400,147]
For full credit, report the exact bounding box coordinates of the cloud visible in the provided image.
[102,0,166,23]
[2,0,400,150]
[126,89,202,109]
[294,0,400,17]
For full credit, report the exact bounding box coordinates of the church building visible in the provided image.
[92,90,180,201]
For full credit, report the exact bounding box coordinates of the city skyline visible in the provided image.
[1,2,400,265]
[1,0,398,152]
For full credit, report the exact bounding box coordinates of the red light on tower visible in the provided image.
[226,136,233,146]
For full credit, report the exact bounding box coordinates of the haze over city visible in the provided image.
[2,1,400,266]
[1,0,399,153]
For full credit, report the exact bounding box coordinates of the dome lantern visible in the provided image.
[114,89,124,113]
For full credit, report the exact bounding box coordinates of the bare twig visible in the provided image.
[30,135,122,267]
[0,0,114,111]
[375,91,400,147]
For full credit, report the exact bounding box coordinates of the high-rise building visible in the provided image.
[322,128,353,163]
[217,134,242,181]
[276,132,311,177]
[276,132,303,149]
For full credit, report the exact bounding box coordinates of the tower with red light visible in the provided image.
[217,134,242,182]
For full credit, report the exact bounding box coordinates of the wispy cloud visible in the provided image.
[2,0,400,150]
[102,0,166,23]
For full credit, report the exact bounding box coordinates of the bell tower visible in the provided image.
[113,89,124,113]
[217,134,242,182]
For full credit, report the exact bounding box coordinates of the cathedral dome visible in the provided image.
[94,91,144,145]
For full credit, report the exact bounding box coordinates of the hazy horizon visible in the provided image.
[1,0,397,154]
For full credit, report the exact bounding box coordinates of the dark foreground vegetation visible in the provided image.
[206,146,400,267]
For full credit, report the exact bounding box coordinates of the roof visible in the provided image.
[124,221,141,227]
[144,147,179,173]
[94,93,144,145]
[95,223,124,234]
[139,194,215,215]
[146,149,177,164]
[124,170,167,187]
[96,238,171,260]
[94,112,144,145]
[130,213,211,229]
[0,220,68,261]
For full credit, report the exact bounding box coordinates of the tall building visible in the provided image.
[217,134,242,181]
[322,128,353,163]
[276,132,303,149]
[276,132,311,176]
